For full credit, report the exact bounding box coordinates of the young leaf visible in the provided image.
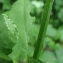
[8,0,35,62]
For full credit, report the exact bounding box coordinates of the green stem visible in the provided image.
[33,0,54,59]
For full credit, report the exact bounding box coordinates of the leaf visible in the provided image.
[55,0,63,6]
[55,46,63,63]
[0,0,4,3]
[8,0,35,62]
[46,24,60,40]
[39,51,57,63]
[46,24,57,37]
[0,49,11,60]
[58,26,63,42]
[0,14,17,49]
[0,58,12,63]
[0,14,17,61]
[44,37,60,50]
[3,0,11,10]
[29,58,43,63]
[28,46,34,57]
[28,24,40,46]
[58,8,63,22]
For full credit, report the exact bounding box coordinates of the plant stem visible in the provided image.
[33,0,54,59]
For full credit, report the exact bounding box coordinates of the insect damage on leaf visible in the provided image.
[2,14,18,43]
[0,14,18,49]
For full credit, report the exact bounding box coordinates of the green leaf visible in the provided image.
[46,24,60,40]
[58,8,63,22]
[0,49,11,60]
[55,0,63,6]
[0,0,4,3]
[8,0,35,62]
[55,46,63,63]
[39,51,56,63]
[46,24,57,37]
[3,0,11,10]
[46,25,56,38]
[28,24,39,46]
[28,46,34,57]
[0,58,12,63]
[0,14,17,49]
[58,26,63,42]
[29,58,43,63]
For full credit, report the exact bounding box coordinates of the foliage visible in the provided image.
[0,0,63,63]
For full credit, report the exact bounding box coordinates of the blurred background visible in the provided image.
[0,0,63,63]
